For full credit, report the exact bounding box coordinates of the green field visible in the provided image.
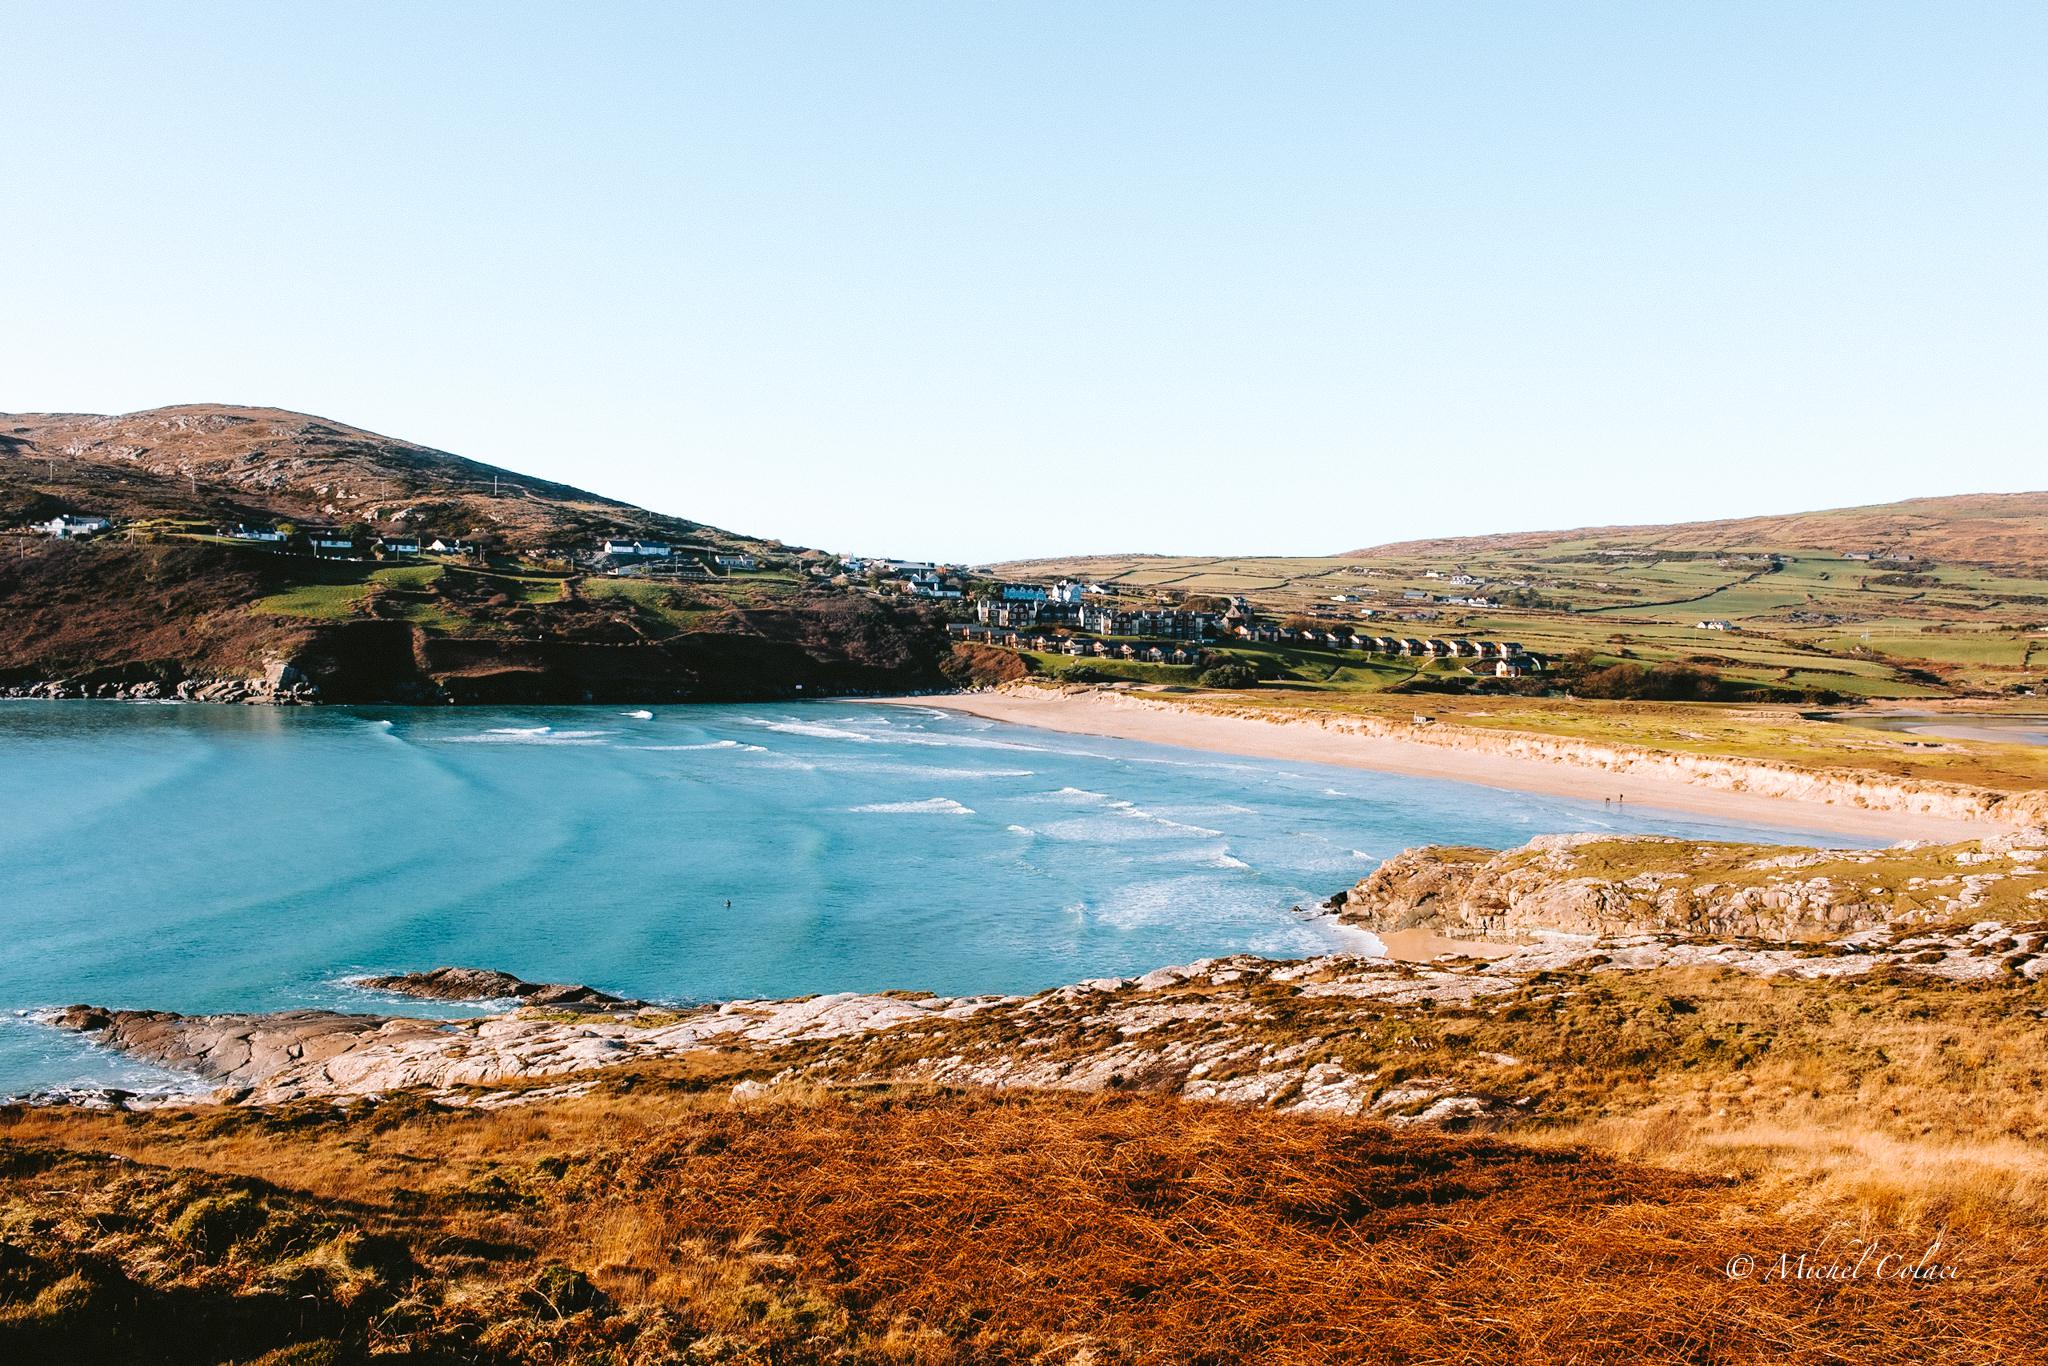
[251,564,564,633]
[579,577,721,628]
[997,541,2048,698]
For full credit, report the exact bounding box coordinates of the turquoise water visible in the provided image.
[0,700,1865,1096]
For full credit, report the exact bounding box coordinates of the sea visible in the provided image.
[0,699,1869,1097]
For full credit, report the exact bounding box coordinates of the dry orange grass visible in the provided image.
[8,1081,2042,1364]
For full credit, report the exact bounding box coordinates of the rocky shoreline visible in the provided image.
[43,918,2046,1117]
[1,663,322,705]
[38,833,2048,1120]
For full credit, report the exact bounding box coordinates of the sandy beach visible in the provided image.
[875,688,2014,844]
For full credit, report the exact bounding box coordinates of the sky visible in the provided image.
[2,3,2043,563]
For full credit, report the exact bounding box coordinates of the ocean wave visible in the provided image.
[849,797,975,815]
[621,709,655,720]
[750,718,879,743]
[883,731,1050,753]
[445,727,613,745]
[629,739,761,752]
[1120,807,1224,837]
[821,761,1035,781]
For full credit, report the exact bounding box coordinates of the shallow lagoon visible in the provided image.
[0,700,1866,1094]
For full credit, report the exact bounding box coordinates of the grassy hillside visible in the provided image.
[1352,490,2048,568]
[999,496,2048,699]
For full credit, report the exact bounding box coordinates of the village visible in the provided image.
[26,508,2019,700]
[826,557,1547,680]
[16,510,775,579]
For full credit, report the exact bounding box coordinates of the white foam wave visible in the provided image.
[621,709,654,719]
[1123,809,1224,836]
[445,727,613,745]
[752,719,878,742]
[849,797,975,815]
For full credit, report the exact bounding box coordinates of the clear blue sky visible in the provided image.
[3,3,2043,562]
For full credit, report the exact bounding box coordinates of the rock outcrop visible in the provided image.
[48,990,1009,1105]
[1332,832,2048,943]
[352,966,642,1009]
[1,671,320,704]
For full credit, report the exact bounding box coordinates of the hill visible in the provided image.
[996,492,2048,701]
[0,405,967,703]
[0,404,756,556]
[1348,490,2048,569]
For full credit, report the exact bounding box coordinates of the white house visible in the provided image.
[602,538,670,557]
[227,524,285,542]
[714,553,757,570]
[35,514,111,538]
[1000,583,1050,602]
[1694,619,1735,631]
[379,536,422,556]
[428,537,474,555]
[308,532,355,556]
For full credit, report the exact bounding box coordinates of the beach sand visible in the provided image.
[875,689,2006,844]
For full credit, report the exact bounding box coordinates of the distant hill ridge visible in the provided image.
[1,403,768,554]
[1348,491,2048,570]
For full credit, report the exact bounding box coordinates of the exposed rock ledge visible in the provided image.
[351,966,643,1009]
[47,990,1007,1106]
[1,662,320,705]
[1331,832,2048,943]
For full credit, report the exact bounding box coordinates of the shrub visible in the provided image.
[167,1190,266,1258]
[1198,661,1259,689]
